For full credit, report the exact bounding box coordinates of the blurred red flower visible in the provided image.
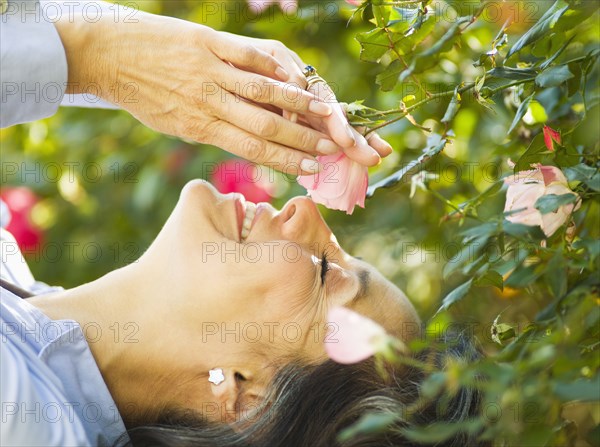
[0,186,43,251]
[210,160,274,203]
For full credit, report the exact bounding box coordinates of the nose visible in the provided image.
[280,196,336,250]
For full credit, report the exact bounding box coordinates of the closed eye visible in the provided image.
[320,253,330,285]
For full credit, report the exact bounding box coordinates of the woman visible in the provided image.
[1,180,485,446]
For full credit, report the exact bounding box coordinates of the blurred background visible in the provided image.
[0,0,597,338]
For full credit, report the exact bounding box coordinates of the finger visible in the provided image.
[341,126,381,167]
[211,33,290,82]
[276,50,306,90]
[282,110,299,123]
[218,65,333,118]
[305,82,357,148]
[365,131,393,157]
[215,90,340,156]
[203,120,323,175]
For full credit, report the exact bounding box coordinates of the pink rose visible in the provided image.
[247,0,297,13]
[325,307,388,364]
[297,152,368,214]
[504,164,580,237]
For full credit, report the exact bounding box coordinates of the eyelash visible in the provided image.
[320,253,330,285]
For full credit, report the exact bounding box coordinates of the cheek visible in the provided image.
[240,244,320,316]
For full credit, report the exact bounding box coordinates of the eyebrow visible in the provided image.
[350,269,371,305]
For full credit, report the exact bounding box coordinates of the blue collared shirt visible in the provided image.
[1,229,128,446]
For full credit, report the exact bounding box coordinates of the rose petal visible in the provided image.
[539,165,568,186]
[325,307,387,364]
[298,153,368,214]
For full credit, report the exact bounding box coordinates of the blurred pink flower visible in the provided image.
[542,125,561,151]
[298,152,368,214]
[247,0,297,13]
[504,164,580,237]
[0,186,43,252]
[325,307,388,364]
[346,0,363,5]
[210,159,274,204]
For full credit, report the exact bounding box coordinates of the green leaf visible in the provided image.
[475,270,504,290]
[356,28,393,63]
[366,136,446,198]
[387,6,419,34]
[539,35,575,70]
[507,94,534,134]
[503,221,546,239]
[420,16,470,58]
[402,420,483,443]
[396,13,436,54]
[535,65,575,88]
[491,317,516,344]
[488,66,538,81]
[376,59,403,91]
[460,222,499,240]
[514,133,546,172]
[534,193,578,214]
[420,372,446,399]
[371,4,391,28]
[564,164,600,192]
[506,1,569,59]
[338,412,397,442]
[441,87,461,124]
[545,253,568,298]
[505,264,542,288]
[437,279,473,313]
[400,16,470,80]
[554,376,600,402]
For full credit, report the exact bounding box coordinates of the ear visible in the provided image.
[208,368,268,424]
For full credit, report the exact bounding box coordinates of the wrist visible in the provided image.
[53,2,119,97]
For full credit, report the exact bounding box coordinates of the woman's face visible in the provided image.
[135,180,419,419]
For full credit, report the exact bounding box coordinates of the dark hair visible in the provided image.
[122,333,489,447]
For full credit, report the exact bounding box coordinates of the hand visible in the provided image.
[228,35,392,167]
[55,4,343,175]
[304,80,393,167]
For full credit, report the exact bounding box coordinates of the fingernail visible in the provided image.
[301,158,321,173]
[289,112,298,123]
[275,66,289,81]
[316,139,339,155]
[345,125,356,145]
[371,133,393,155]
[309,100,332,117]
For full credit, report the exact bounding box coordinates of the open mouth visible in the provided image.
[241,201,257,242]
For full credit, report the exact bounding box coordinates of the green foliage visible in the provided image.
[340,0,599,444]
[1,0,599,445]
